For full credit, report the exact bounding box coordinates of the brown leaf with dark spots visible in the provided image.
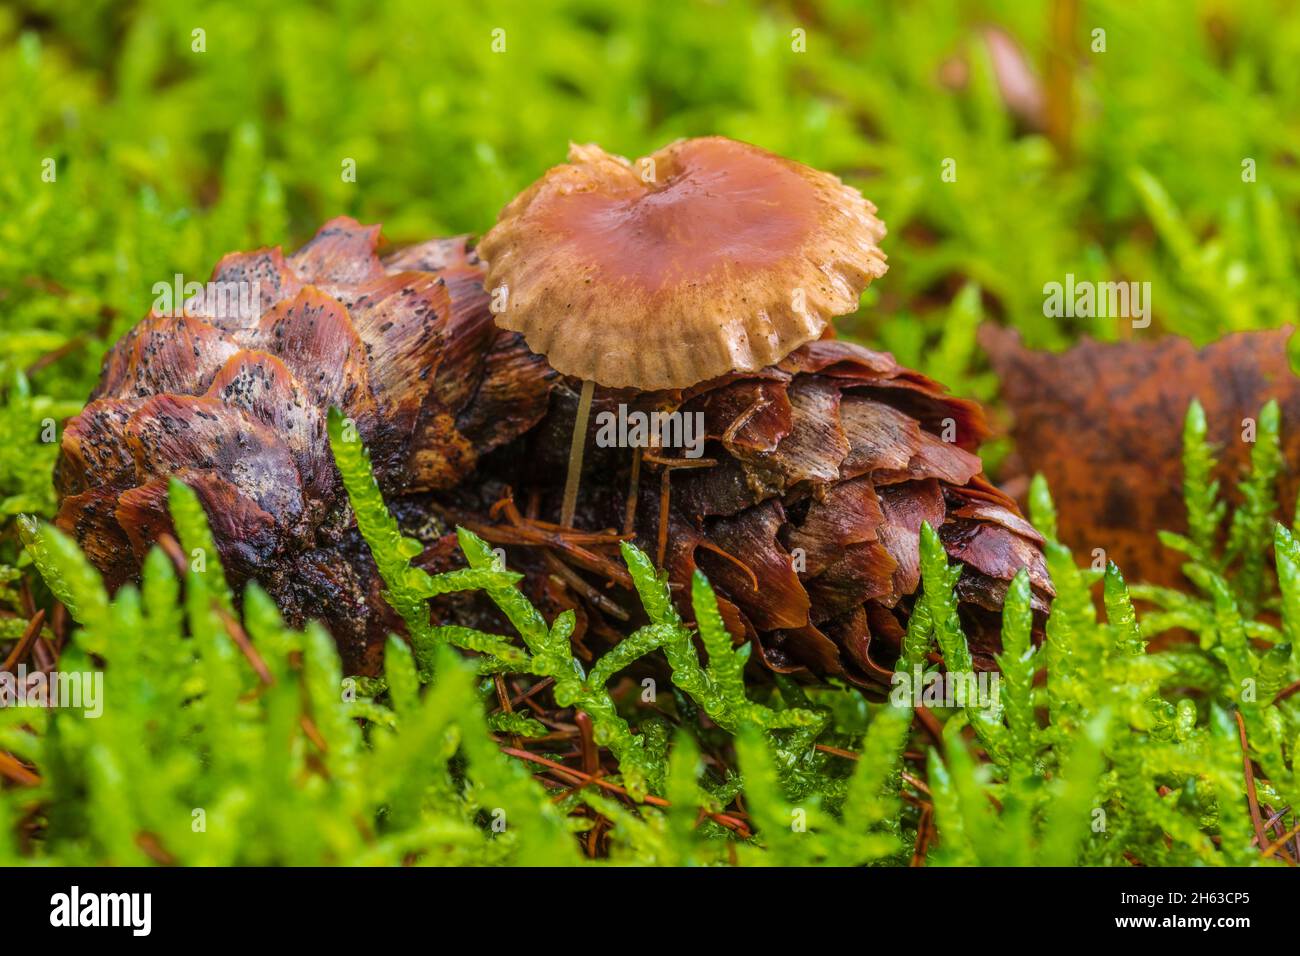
[982,324,1300,586]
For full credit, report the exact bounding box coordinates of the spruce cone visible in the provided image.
[458,339,1054,689]
[55,216,1050,688]
[54,217,555,672]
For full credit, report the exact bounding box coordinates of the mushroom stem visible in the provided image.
[622,446,642,535]
[560,378,596,528]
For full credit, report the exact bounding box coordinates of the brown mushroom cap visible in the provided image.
[477,137,888,390]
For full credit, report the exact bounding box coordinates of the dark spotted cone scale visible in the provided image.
[56,218,1051,686]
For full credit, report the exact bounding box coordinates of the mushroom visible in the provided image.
[477,136,888,527]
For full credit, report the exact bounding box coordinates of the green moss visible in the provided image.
[3,1,1299,521]
[4,401,1298,865]
[4,0,1300,867]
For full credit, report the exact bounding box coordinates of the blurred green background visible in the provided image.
[2,0,1299,523]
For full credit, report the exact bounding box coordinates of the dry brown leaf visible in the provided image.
[982,324,1300,586]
